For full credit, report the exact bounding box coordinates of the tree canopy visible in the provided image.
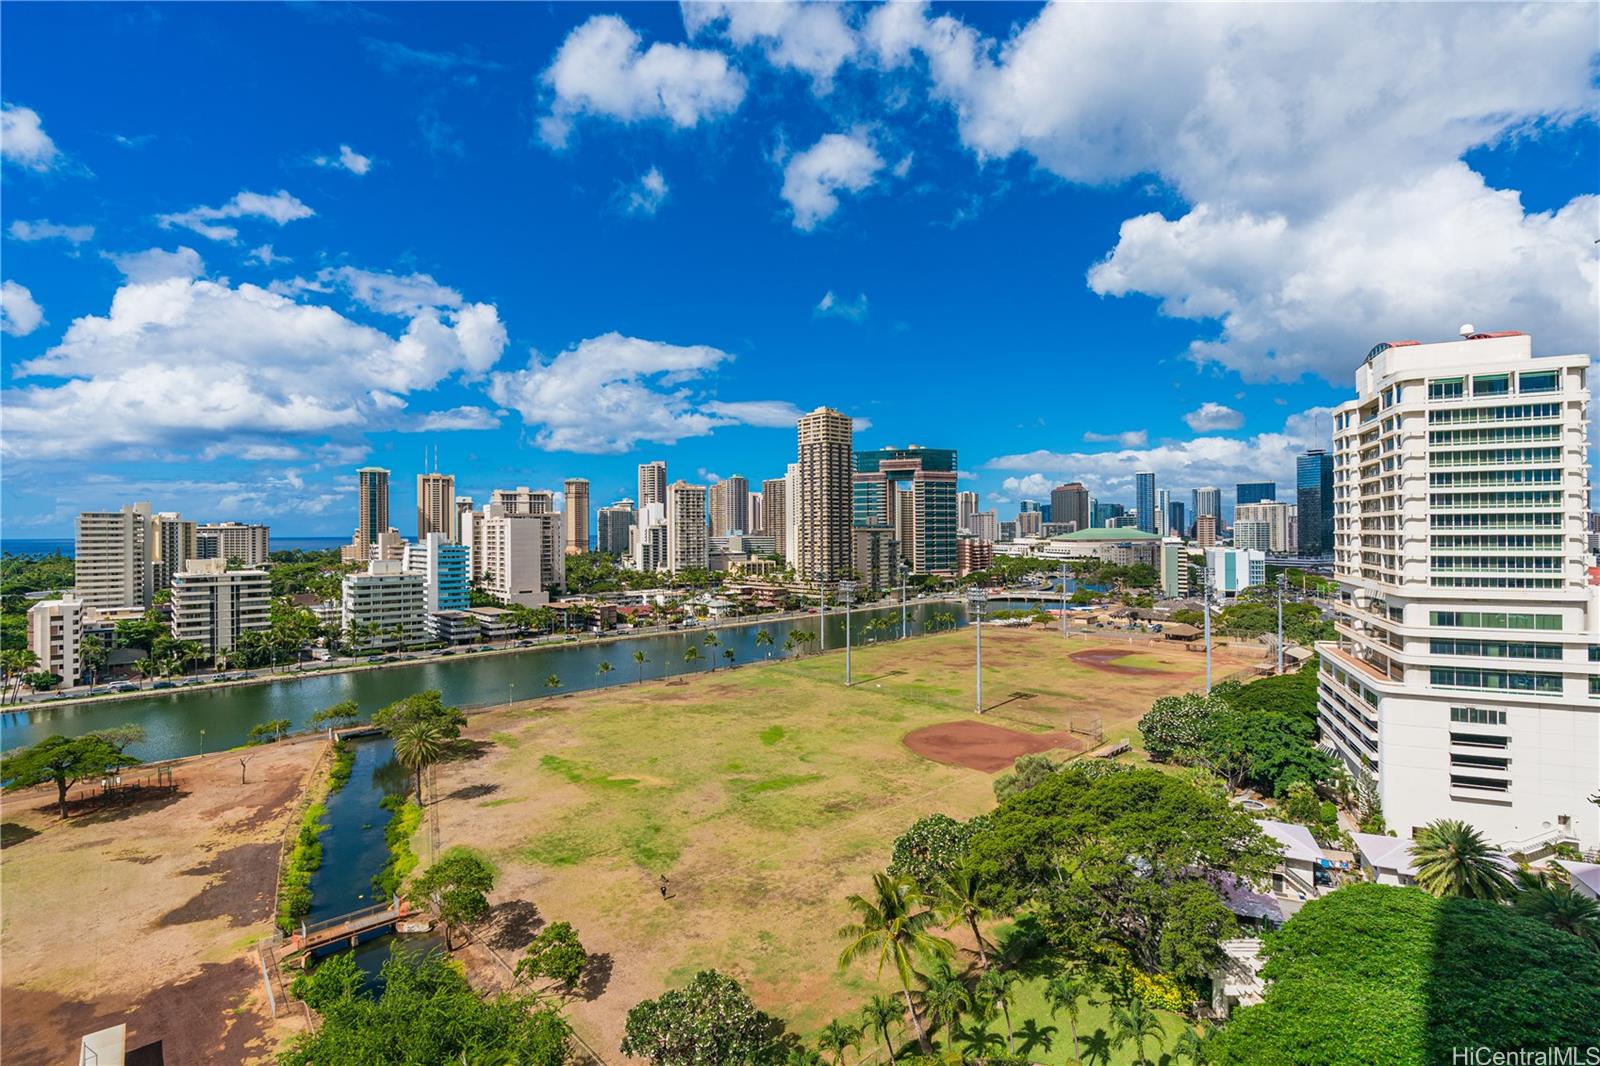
[517,920,589,994]
[621,970,779,1066]
[887,813,989,895]
[1,733,140,817]
[373,690,467,739]
[1206,884,1600,1064]
[282,950,570,1066]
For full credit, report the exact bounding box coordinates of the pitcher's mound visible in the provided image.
[904,721,1084,773]
[1070,648,1167,675]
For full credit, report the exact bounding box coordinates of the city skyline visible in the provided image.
[4,4,1596,536]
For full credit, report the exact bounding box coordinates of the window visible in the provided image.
[1451,706,1507,725]
[1432,668,1563,694]
[1451,775,1509,793]
[1473,374,1510,397]
[1450,732,1509,749]
[1518,370,1558,394]
[1428,378,1464,400]
[1451,753,1510,770]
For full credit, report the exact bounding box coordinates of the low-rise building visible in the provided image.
[1351,832,1417,887]
[957,536,994,577]
[1206,548,1266,597]
[1043,527,1161,567]
[342,560,427,649]
[1255,819,1325,900]
[465,605,519,641]
[27,595,83,684]
[170,558,271,656]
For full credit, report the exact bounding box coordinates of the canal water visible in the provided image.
[0,599,976,761]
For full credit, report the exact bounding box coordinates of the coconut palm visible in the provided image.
[915,955,971,1041]
[633,649,649,684]
[1514,881,1600,946]
[702,632,721,671]
[975,968,1020,1053]
[1045,968,1096,1063]
[860,994,903,1063]
[837,872,953,1053]
[393,718,448,802]
[1171,1025,1204,1065]
[755,629,774,657]
[1110,1000,1165,1066]
[783,633,799,657]
[1411,819,1513,900]
[932,868,994,967]
[683,645,702,669]
[722,647,735,668]
[596,661,614,685]
[817,1018,862,1066]
[544,673,561,693]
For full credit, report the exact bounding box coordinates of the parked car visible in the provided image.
[152,680,176,689]
[110,682,137,693]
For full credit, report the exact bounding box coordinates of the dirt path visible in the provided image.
[0,738,323,1064]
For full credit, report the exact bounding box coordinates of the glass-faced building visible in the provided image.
[1237,481,1277,505]
[853,446,958,576]
[1297,450,1335,556]
[1135,471,1157,534]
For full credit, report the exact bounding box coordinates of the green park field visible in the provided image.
[428,626,1263,1059]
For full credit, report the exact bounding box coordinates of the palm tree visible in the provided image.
[1171,1025,1204,1065]
[1045,968,1096,1063]
[783,633,799,658]
[860,995,903,1063]
[1110,1000,1165,1066]
[837,872,953,1053]
[133,657,157,682]
[723,647,735,668]
[702,632,720,671]
[932,869,994,967]
[1514,881,1600,946]
[596,661,614,686]
[544,673,561,693]
[975,968,1019,1053]
[817,1019,862,1066]
[915,955,971,1041]
[393,718,448,802]
[755,629,774,657]
[683,645,702,669]
[633,649,649,684]
[1411,819,1513,900]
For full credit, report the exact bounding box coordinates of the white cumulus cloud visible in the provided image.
[539,15,747,147]
[314,144,374,175]
[158,189,315,242]
[1082,429,1148,448]
[781,131,884,231]
[9,219,94,244]
[1,281,44,336]
[625,167,670,215]
[682,1,857,90]
[108,246,206,284]
[1,103,60,171]
[1183,403,1244,432]
[814,290,869,322]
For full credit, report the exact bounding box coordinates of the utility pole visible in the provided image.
[1202,564,1214,694]
[1276,572,1288,674]
[967,587,987,713]
[1059,561,1068,637]
[839,580,856,685]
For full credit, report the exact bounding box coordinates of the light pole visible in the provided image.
[1202,565,1214,694]
[899,562,909,641]
[816,571,827,652]
[507,682,514,708]
[1276,573,1288,674]
[1058,561,1069,637]
[967,587,987,714]
[838,580,857,686]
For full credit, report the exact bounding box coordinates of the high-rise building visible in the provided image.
[797,408,854,583]
[637,461,667,509]
[342,560,427,648]
[1135,472,1157,535]
[1195,513,1219,548]
[471,505,563,606]
[597,500,637,555]
[957,491,978,532]
[1320,330,1595,849]
[357,467,391,547]
[708,475,750,536]
[170,557,271,655]
[417,472,457,542]
[1158,542,1190,598]
[1016,510,1042,538]
[1235,501,1295,552]
[1156,489,1172,533]
[454,496,474,533]
[667,481,709,573]
[405,532,470,615]
[1167,501,1187,541]
[150,511,197,595]
[28,596,83,685]
[491,487,555,515]
[761,477,788,557]
[1050,483,1090,534]
[784,463,801,568]
[632,501,669,573]
[1192,486,1222,530]
[854,446,958,575]
[895,487,915,564]
[851,527,899,591]
[968,511,999,543]
[748,492,762,537]
[1232,520,1272,553]
[1296,450,1335,557]
[1237,481,1277,506]
[75,502,152,610]
[196,522,270,567]
[956,536,994,577]
[1090,500,1125,529]
[563,478,590,555]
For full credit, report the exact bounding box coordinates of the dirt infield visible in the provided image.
[902,720,1085,772]
[1070,648,1171,675]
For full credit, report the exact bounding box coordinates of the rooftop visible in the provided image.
[1258,819,1324,865]
[1053,527,1160,542]
[1352,832,1417,876]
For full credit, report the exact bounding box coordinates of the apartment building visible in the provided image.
[637,461,667,509]
[468,506,563,607]
[170,558,271,655]
[797,408,854,583]
[1318,331,1597,850]
[196,522,270,567]
[417,472,457,542]
[75,502,152,610]
[667,481,709,573]
[341,560,427,648]
[150,511,197,595]
[27,596,83,684]
[564,478,590,554]
[1235,502,1296,553]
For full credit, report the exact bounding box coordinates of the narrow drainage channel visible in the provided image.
[302,736,442,984]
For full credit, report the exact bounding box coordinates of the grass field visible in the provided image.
[427,627,1265,1059]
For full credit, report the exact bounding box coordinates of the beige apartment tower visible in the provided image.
[417,472,458,541]
[666,481,709,573]
[637,461,667,509]
[761,477,787,556]
[796,407,854,583]
[75,502,153,610]
[564,477,590,555]
[357,467,391,547]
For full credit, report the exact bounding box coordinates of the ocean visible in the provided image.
[2,536,348,558]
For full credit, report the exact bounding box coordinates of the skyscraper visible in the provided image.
[796,407,854,583]
[762,476,788,557]
[491,487,554,515]
[1319,330,1595,849]
[563,477,590,555]
[1167,501,1187,541]
[596,500,637,555]
[357,467,391,547]
[667,481,709,573]
[854,446,958,575]
[637,461,667,509]
[1156,489,1172,534]
[1192,486,1222,531]
[957,491,978,532]
[150,511,196,594]
[1050,483,1090,533]
[1296,450,1334,557]
[1135,471,1157,534]
[75,502,153,610]
[1236,481,1277,506]
[417,472,457,541]
[708,474,750,536]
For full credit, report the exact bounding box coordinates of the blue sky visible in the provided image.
[2,2,1596,537]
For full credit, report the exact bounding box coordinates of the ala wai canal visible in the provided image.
[0,598,1088,762]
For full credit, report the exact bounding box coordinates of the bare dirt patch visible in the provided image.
[902,720,1085,772]
[1071,648,1170,675]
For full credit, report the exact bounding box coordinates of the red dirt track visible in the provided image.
[903,720,1084,772]
[1070,648,1169,675]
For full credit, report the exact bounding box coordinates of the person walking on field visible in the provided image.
[659,875,669,899]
